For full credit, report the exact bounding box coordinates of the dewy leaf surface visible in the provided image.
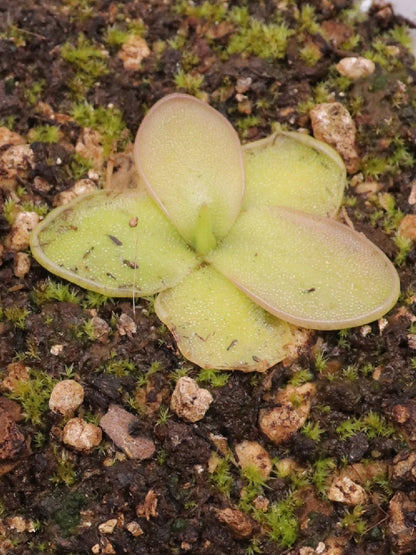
[208,207,400,329]
[155,265,291,371]
[134,93,245,250]
[243,131,345,216]
[30,190,198,297]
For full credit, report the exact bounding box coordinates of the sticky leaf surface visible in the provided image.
[243,131,345,216]
[134,93,244,250]
[208,207,400,329]
[31,190,198,296]
[155,265,291,371]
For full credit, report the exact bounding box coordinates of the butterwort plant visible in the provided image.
[31,94,400,371]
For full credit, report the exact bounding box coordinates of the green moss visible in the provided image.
[0,115,16,130]
[227,19,293,59]
[61,33,109,97]
[295,4,320,34]
[365,38,402,72]
[3,198,18,225]
[104,25,131,47]
[156,406,171,426]
[25,80,45,106]
[239,464,269,512]
[289,369,314,386]
[32,279,80,305]
[53,491,86,532]
[389,25,413,49]
[7,368,55,426]
[0,24,27,46]
[104,19,146,48]
[51,447,78,487]
[299,44,321,66]
[175,0,227,23]
[312,458,336,496]
[71,102,130,155]
[197,368,230,387]
[339,34,361,51]
[174,69,205,96]
[340,505,367,537]
[210,453,234,496]
[28,125,61,144]
[69,152,93,180]
[82,290,112,309]
[61,0,97,22]
[3,307,30,329]
[301,421,325,441]
[394,235,413,266]
[336,412,395,441]
[20,200,49,218]
[258,495,300,547]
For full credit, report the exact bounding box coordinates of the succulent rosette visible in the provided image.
[31,94,400,371]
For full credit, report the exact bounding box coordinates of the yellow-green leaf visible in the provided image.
[243,130,346,216]
[208,207,400,329]
[30,190,198,297]
[155,265,292,371]
[134,93,245,252]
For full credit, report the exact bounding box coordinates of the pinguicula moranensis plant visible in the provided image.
[30,94,400,371]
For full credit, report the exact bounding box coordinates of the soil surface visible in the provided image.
[1,1,416,554]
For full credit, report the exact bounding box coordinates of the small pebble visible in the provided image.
[327,476,367,505]
[2,362,29,392]
[100,404,155,460]
[49,379,84,416]
[75,128,104,171]
[63,417,102,451]
[170,377,213,422]
[0,409,26,460]
[336,56,375,80]
[6,211,40,251]
[259,383,315,444]
[126,521,144,537]
[13,252,31,278]
[54,179,97,206]
[398,214,416,242]
[388,492,416,552]
[98,518,118,534]
[118,36,150,71]
[116,313,137,337]
[235,440,272,478]
[6,515,36,533]
[214,507,253,539]
[310,102,360,173]
[0,127,25,148]
[0,144,34,191]
[408,181,416,205]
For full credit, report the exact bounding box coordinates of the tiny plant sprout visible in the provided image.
[30,93,400,372]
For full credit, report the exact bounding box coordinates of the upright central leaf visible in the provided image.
[134,94,245,251]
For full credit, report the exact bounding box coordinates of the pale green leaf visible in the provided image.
[134,93,245,252]
[30,190,198,297]
[243,130,346,216]
[208,207,400,329]
[155,265,292,371]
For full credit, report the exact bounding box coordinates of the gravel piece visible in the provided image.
[170,376,213,422]
[335,56,375,79]
[63,417,102,451]
[100,404,155,460]
[310,102,360,173]
[327,476,367,505]
[49,379,84,416]
[235,440,272,478]
[259,383,315,444]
